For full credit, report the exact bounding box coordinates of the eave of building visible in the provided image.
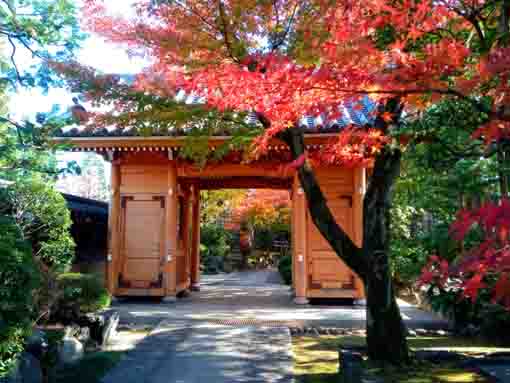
[52,133,339,153]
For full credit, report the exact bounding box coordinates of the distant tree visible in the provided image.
[57,153,109,201]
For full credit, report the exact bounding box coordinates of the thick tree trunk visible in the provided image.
[279,125,409,364]
[363,148,409,363]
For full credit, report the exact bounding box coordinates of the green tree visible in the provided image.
[0,1,82,376]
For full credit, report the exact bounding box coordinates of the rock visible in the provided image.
[25,329,48,359]
[407,329,417,337]
[101,312,120,346]
[415,328,428,336]
[415,350,462,363]
[77,313,105,344]
[76,327,90,344]
[19,353,42,383]
[1,352,43,383]
[339,349,363,383]
[436,330,447,336]
[312,328,320,337]
[177,289,191,298]
[459,324,480,337]
[58,333,84,365]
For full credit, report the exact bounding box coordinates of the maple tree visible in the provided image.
[229,189,290,229]
[65,0,510,364]
[421,199,510,309]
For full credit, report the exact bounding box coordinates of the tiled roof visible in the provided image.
[57,83,378,137]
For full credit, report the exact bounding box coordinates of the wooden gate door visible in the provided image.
[308,195,355,290]
[119,196,165,290]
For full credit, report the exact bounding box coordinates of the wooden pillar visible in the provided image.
[182,186,192,289]
[163,161,178,302]
[106,158,121,296]
[190,187,201,291]
[293,174,309,305]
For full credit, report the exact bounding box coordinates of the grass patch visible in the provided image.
[52,351,124,383]
[292,335,509,383]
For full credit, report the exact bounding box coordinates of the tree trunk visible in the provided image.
[363,147,409,363]
[279,126,410,364]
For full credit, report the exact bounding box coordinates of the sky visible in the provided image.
[7,0,143,189]
[9,0,143,121]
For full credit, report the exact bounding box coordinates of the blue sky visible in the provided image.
[7,1,143,187]
[9,0,143,121]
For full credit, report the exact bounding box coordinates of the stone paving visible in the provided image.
[101,270,446,383]
[102,320,293,383]
[111,270,447,330]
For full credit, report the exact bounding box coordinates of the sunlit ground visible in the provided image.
[292,335,510,383]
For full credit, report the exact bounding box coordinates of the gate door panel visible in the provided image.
[308,196,354,288]
[120,197,165,288]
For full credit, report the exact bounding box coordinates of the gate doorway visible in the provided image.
[60,135,366,304]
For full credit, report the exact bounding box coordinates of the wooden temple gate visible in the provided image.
[60,135,365,303]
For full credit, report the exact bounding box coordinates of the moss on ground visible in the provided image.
[292,335,510,383]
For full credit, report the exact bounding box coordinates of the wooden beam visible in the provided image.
[107,160,121,295]
[190,187,201,291]
[293,175,309,305]
[163,161,178,302]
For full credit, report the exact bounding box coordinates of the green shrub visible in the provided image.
[0,218,40,377]
[278,255,292,285]
[0,179,75,267]
[57,273,111,314]
[200,223,231,274]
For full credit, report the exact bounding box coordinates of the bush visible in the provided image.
[200,223,231,274]
[423,281,510,343]
[0,218,40,377]
[0,179,75,267]
[56,273,110,316]
[278,255,292,285]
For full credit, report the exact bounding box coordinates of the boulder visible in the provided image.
[76,327,90,344]
[101,312,120,346]
[407,329,417,337]
[58,330,84,365]
[339,349,363,383]
[25,329,48,359]
[77,313,105,344]
[0,352,42,383]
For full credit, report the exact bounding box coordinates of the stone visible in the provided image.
[58,334,84,365]
[312,328,320,337]
[25,329,48,359]
[77,313,105,344]
[294,297,310,305]
[162,296,177,303]
[101,312,120,346]
[415,328,428,336]
[436,330,447,336]
[76,326,91,344]
[177,289,191,298]
[18,353,42,383]
[2,353,43,383]
[415,350,462,363]
[407,329,417,337]
[459,324,480,337]
[339,349,363,383]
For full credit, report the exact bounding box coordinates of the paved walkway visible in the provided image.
[112,270,446,330]
[101,270,446,382]
[102,320,293,383]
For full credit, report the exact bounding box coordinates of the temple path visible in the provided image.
[102,320,293,383]
[108,270,445,330]
[101,270,445,382]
